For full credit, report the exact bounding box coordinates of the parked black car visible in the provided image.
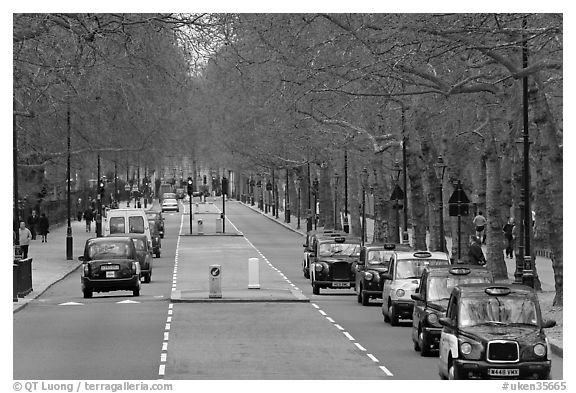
[79,236,141,298]
[146,211,164,238]
[148,219,162,258]
[130,234,153,283]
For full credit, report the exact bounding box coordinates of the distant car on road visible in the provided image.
[162,198,179,212]
[79,236,141,298]
[381,250,450,325]
[411,265,493,356]
[146,211,164,238]
[130,234,153,283]
[175,188,185,199]
[438,283,556,380]
[148,219,162,258]
[302,230,339,279]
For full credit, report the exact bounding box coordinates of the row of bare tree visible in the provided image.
[13,13,562,305]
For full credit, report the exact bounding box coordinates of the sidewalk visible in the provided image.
[239,200,563,357]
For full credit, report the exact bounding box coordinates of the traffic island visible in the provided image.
[171,288,309,303]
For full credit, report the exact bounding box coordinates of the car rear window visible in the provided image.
[395,259,447,279]
[131,238,146,251]
[109,217,125,234]
[128,216,145,233]
[88,242,130,259]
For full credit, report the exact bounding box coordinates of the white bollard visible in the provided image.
[248,258,260,289]
[197,218,204,235]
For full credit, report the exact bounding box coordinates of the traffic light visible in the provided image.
[187,177,193,196]
[203,175,207,185]
[221,177,228,196]
[98,179,105,198]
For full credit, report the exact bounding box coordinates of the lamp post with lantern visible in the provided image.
[391,161,404,244]
[360,167,369,246]
[312,178,319,230]
[433,155,447,252]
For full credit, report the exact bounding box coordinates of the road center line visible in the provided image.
[343,332,355,341]
[379,365,394,376]
[367,354,379,362]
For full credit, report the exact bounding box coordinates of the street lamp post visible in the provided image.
[334,171,340,230]
[96,155,102,237]
[360,168,369,246]
[294,177,302,229]
[343,150,349,233]
[66,106,73,259]
[285,169,290,223]
[433,155,447,252]
[312,178,319,230]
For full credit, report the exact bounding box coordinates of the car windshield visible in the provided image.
[148,220,159,234]
[427,276,492,302]
[395,259,447,279]
[87,242,130,259]
[319,242,361,257]
[459,296,538,328]
[367,250,392,265]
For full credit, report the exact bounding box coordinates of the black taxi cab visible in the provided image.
[79,236,141,298]
[354,243,411,306]
[302,230,340,279]
[411,265,494,356]
[309,234,362,295]
[381,250,450,326]
[438,284,556,380]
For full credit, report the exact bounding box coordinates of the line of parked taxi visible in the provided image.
[78,205,169,299]
[302,229,556,380]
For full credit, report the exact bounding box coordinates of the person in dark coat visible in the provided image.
[38,213,50,243]
[502,217,516,259]
[84,208,94,232]
[27,210,39,240]
[468,235,486,265]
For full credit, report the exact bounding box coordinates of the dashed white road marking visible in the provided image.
[379,365,394,376]
[158,365,165,376]
[311,303,320,309]
[318,310,327,316]
[355,343,367,351]
[326,317,335,323]
[343,332,355,341]
[334,324,345,330]
[367,354,379,362]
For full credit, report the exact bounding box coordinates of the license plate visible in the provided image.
[332,282,350,288]
[101,265,119,271]
[488,368,519,377]
[105,271,116,278]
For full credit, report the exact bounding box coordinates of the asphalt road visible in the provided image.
[13,199,563,380]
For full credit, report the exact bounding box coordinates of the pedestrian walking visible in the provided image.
[502,217,516,259]
[468,235,486,266]
[473,211,487,244]
[84,208,94,232]
[18,221,32,258]
[27,210,39,240]
[39,213,50,243]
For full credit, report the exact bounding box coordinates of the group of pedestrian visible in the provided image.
[466,211,517,265]
[16,210,50,259]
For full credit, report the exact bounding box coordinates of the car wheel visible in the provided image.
[361,290,370,306]
[83,288,93,298]
[312,283,320,295]
[389,302,399,326]
[144,272,151,283]
[160,234,164,239]
[133,287,140,297]
[383,303,390,322]
[357,285,362,303]
[419,330,432,356]
[304,269,310,279]
[155,251,161,258]
[413,329,421,351]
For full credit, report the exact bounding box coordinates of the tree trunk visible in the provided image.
[530,76,563,306]
[485,132,508,280]
[372,156,392,243]
[405,112,427,251]
[318,164,333,229]
[348,158,362,238]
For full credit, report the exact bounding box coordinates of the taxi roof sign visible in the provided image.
[485,286,511,296]
[413,251,432,258]
[449,267,471,275]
